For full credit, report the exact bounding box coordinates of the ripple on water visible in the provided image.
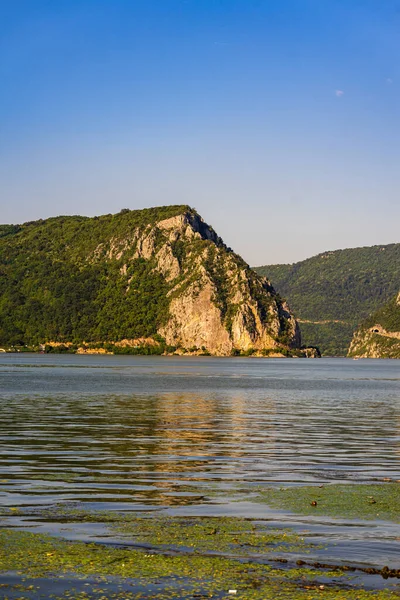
[0,354,400,579]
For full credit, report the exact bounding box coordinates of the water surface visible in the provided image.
[0,355,399,585]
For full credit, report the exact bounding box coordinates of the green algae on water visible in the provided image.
[254,483,400,522]
[1,507,399,598]
[111,515,315,555]
[1,529,398,600]
[22,507,316,555]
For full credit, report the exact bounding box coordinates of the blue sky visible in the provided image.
[1,0,399,264]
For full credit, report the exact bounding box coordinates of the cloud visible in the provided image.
[335,90,344,97]
[386,78,393,84]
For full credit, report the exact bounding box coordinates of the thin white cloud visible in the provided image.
[335,90,344,97]
[386,78,393,84]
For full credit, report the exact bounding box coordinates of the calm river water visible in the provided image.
[0,354,400,586]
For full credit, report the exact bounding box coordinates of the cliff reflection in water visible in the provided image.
[0,355,399,511]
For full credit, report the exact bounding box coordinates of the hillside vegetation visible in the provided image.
[0,206,186,346]
[254,244,400,355]
[0,206,301,356]
[349,293,400,358]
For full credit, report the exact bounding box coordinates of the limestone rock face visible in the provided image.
[153,210,301,355]
[161,281,232,355]
[155,244,180,282]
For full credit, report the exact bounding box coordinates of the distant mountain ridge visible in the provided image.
[0,205,303,356]
[254,243,400,356]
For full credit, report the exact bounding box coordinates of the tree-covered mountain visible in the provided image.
[254,244,400,356]
[348,292,400,358]
[0,205,303,356]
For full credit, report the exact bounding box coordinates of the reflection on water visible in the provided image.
[0,355,399,509]
[1,354,400,571]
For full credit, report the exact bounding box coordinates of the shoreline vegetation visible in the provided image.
[0,338,319,358]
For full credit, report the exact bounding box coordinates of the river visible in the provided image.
[0,354,399,597]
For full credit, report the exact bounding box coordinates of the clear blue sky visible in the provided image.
[1,0,399,265]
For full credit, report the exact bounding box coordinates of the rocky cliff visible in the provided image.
[0,205,302,356]
[348,293,400,358]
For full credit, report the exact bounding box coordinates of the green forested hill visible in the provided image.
[349,293,400,358]
[254,244,400,355]
[0,206,189,346]
[362,293,400,333]
[0,205,300,356]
